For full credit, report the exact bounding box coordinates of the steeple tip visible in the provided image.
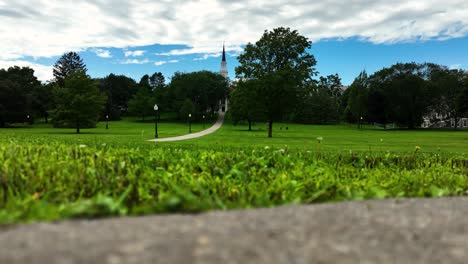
[222,43,226,62]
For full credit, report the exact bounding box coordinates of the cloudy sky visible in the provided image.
[0,0,467,84]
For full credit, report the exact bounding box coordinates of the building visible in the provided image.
[422,113,468,129]
[219,43,230,112]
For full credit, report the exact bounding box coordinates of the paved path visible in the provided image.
[148,112,225,142]
[1,197,467,264]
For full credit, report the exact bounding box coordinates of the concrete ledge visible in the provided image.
[1,197,467,264]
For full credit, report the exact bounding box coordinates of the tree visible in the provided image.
[293,81,339,124]
[229,80,266,130]
[31,83,54,124]
[368,63,430,129]
[53,52,87,87]
[179,98,195,121]
[99,74,138,120]
[346,71,369,127]
[429,68,466,128]
[52,72,106,133]
[456,84,468,116]
[168,71,228,118]
[149,72,165,90]
[127,86,154,120]
[235,27,317,137]
[0,66,40,127]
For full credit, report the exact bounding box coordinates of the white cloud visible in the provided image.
[0,60,53,81]
[449,64,462,69]
[155,60,179,66]
[120,58,150,64]
[93,48,112,58]
[0,1,467,60]
[193,53,222,61]
[124,50,146,57]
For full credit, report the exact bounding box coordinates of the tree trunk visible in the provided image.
[268,120,273,138]
[44,113,48,124]
[248,119,252,131]
[76,120,80,134]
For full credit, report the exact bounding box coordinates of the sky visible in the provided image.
[0,0,467,85]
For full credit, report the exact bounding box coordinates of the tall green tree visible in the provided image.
[368,63,431,129]
[53,52,87,87]
[52,72,106,133]
[235,27,317,137]
[346,71,369,126]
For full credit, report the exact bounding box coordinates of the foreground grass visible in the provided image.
[0,142,467,224]
[0,118,467,223]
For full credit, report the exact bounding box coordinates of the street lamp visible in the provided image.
[360,116,363,129]
[154,104,159,138]
[188,113,192,133]
[202,115,205,129]
[106,115,109,129]
[27,115,30,125]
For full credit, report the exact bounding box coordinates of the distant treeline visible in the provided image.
[1,51,467,132]
[0,52,228,131]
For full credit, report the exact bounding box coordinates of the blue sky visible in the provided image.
[0,0,467,85]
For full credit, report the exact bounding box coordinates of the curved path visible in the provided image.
[148,112,225,142]
[1,197,467,263]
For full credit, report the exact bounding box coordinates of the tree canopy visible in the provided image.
[235,27,317,137]
[52,72,106,133]
[53,52,87,86]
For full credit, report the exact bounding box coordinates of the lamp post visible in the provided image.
[27,115,30,125]
[154,104,159,138]
[106,115,109,129]
[188,113,192,133]
[202,115,205,129]
[360,116,363,129]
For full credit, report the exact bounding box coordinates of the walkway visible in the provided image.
[148,112,225,142]
[1,197,467,263]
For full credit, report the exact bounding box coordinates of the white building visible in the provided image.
[422,113,468,128]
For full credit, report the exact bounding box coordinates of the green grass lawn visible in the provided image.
[181,122,468,153]
[1,118,466,153]
[0,116,467,223]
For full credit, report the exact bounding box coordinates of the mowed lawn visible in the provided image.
[0,118,467,153]
[168,122,467,153]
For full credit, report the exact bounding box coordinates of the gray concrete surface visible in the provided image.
[1,197,467,264]
[148,111,224,142]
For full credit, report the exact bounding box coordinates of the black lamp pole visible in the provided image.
[189,113,192,133]
[203,115,205,129]
[154,104,159,138]
[106,115,109,129]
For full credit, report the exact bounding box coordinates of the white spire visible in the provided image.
[220,43,228,79]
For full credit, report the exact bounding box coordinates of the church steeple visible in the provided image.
[220,43,228,79]
[222,43,226,62]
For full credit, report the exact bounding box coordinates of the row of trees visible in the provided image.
[344,63,468,129]
[0,52,228,132]
[229,28,468,136]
